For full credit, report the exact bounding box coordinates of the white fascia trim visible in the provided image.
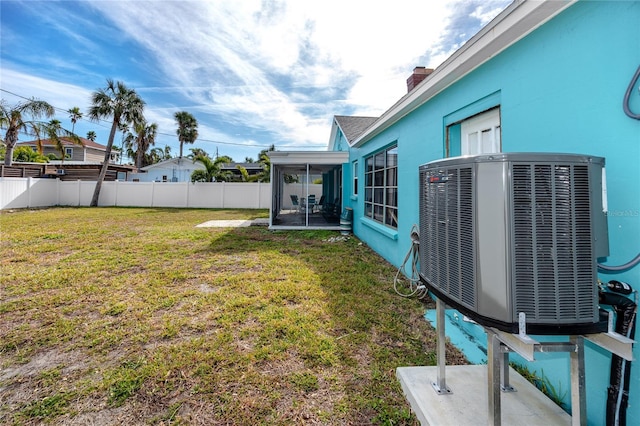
[327,118,339,151]
[268,151,349,165]
[352,0,576,148]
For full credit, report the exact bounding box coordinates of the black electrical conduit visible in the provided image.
[599,290,637,426]
[623,64,640,120]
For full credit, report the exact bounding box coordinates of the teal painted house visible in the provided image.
[328,0,639,423]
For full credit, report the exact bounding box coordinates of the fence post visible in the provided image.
[27,177,33,207]
[257,182,261,209]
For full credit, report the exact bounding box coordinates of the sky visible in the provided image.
[1,0,511,163]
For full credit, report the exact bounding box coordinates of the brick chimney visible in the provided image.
[406,66,434,92]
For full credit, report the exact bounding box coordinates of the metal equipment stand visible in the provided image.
[432,301,635,426]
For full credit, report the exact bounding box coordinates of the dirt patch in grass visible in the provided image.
[0,207,467,425]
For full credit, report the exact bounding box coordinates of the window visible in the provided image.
[447,107,501,157]
[364,145,398,228]
[352,160,358,196]
[461,108,501,155]
[65,147,73,159]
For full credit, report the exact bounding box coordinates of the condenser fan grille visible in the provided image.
[512,163,595,322]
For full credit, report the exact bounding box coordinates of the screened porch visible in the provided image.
[268,151,349,230]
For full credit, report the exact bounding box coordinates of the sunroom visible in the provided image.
[267,151,349,230]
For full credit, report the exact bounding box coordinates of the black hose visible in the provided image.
[623,65,640,120]
[598,253,640,272]
[600,291,637,426]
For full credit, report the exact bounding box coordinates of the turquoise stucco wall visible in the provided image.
[350,1,640,423]
[332,126,350,152]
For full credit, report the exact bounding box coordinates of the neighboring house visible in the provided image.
[12,138,132,180]
[221,162,265,181]
[0,161,135,181]
[129,157,205,182]
[271,0,640,423]
[16,137,120,163]
[44,161,135,181]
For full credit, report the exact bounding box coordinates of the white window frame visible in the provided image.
[364,145,398,229]
[352,160,358,197]
[461,108,501,155]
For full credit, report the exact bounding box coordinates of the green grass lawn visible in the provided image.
[0,207,465,425]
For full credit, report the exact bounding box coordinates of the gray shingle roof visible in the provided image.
[334,116,378,143]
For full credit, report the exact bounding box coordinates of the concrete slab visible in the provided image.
[396,365,571,426]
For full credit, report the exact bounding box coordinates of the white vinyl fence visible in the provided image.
[0,178,271,210]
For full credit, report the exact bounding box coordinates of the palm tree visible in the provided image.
[117,122,129,164]
[127,119,158,169]
[254,144,275,182]
[161,145,172,160]
[88,79,145,207]
[174,111,198,158]
[37,119,84,162]
[12,146,49,163]
[147,147,167,165]
[1,98,55,166]
[187,147,209,159]
[191,154,232,182]
[236,165,250,182]
[68,107,83,134]
[86,130,97,141]
[123,139,136,164]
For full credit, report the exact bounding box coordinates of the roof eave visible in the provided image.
[268,150,349,165]
[352,0,576,148]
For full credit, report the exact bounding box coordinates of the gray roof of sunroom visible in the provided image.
[334,115,378,143]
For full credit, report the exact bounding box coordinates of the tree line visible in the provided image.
[1,78,274,206]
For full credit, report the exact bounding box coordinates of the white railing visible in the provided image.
[0,178,272,210]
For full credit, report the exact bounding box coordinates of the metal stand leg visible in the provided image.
[431,298,452,394]
[483,321,632,426]
[487,329,502,426]
[500,350,516,392]
[570,336,586,426]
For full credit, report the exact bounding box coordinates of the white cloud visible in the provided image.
[1,68,92,111]
[2,0,510,160]
[81,0,463,147]
[470,2,510,26]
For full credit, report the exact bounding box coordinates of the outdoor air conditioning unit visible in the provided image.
[419,153,609,334]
